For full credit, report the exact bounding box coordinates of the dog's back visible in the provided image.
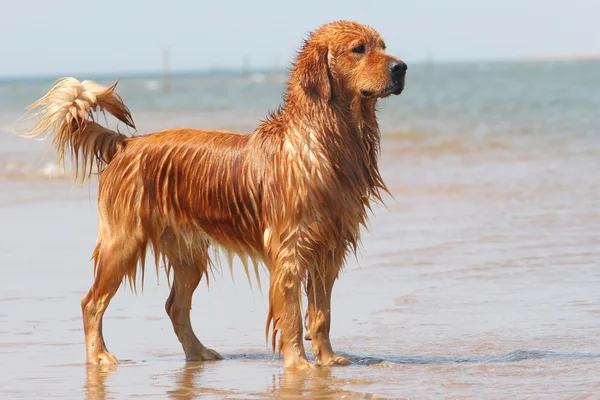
[99,128,267,267]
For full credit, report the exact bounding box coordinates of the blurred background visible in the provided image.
[1,0,599,181]
[1,1,599,399]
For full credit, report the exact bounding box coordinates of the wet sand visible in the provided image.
[1,133,599,399]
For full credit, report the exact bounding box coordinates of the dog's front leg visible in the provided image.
[305,261,350,366]
[267,263,312,370]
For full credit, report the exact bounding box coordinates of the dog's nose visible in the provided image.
[389,61,407,79]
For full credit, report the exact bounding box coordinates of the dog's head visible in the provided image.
[293,21,406,102]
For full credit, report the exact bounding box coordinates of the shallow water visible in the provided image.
[1,61,599,398]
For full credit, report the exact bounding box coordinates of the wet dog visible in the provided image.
[20,20,406,369]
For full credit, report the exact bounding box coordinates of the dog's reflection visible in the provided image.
[165,362,211,399]
[84,362,211,400]
[84,360,339,399]
[84,364,116,400]
[272,367,338,398]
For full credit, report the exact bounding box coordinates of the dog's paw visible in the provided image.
[329,355,351,366]
[204,348,224,360]
[285,359,315,370]
[317,354,350,366]
[186,347,223,361]
[88,350,118,365]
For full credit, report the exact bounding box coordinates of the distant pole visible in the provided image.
[242,55,250,77]
[426,50,434,104]
[426,50,434,75]
[272,54,280,77]
[162,46,171,91]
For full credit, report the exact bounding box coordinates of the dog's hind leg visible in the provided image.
[163,237,222,361]
[81,235,140,365]
[305,255,350,366]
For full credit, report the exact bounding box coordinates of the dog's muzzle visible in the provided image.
[390,61,407,96]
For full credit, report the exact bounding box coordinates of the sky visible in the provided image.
[1,0,599,77]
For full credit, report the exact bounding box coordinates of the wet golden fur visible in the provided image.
[20,21,406,369]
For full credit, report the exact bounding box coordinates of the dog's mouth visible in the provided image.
[361,82,404,98]
[392,85,404,95]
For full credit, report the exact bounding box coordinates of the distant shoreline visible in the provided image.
[524,53,600,62]
[1,56,599,83]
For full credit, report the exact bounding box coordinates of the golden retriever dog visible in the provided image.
[20,20,406,369]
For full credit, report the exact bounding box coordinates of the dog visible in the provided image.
[20,20,406,369]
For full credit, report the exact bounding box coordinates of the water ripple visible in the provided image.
[219,350,600,365]
[340,350,600,365]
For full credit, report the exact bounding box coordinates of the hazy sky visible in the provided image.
[2,0,598,77]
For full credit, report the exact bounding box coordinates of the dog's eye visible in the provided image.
[352,44,366,54]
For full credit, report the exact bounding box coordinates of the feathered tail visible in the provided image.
[18,77,136,183]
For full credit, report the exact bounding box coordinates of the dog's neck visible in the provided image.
[275,86,387,202]
[283,85,378,141]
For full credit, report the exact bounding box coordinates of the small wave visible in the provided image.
[0,161,74,181]
[383,130,514,155]
[0,124,17,134]
[250,73,266,84]
[144,80,161,91]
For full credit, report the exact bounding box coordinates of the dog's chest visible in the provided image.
[281,132,371,213]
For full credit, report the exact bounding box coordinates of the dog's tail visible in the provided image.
[18,77,136,183]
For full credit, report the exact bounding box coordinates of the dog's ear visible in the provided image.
[297,41,331,102]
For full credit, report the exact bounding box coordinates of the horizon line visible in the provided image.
[1,54,599,82]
